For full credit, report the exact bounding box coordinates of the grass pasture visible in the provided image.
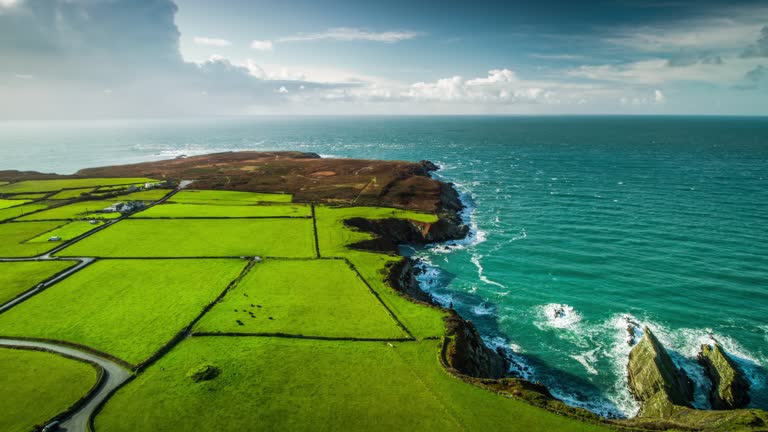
[95,337,605,432]
[0,259,247,365]
[171,190,293,204]
[0,221,67,257]
[58,218,315,258]
[347,251,448,338]
[4,192,49,200]
[0,347,98,432]
[195,259,406,339]
[0,178,157,194]
[26,220,103,243]
[0,199,31,210]
[134,203,310,218]
[0,203,50,222]
[48,187,97,200]
[0,260,75,305]
[15,200,123,221]
[95,184,145,193]
[116,189,173,201]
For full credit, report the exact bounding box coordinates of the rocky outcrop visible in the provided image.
[627,327,694,418]
[386,258,433,304]
[618,329,768,430]
[443,313,509,379]
[698,343,751,410]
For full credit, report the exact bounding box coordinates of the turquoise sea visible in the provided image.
[1,116,766,417]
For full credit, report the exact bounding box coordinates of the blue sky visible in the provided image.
[1,0,767,117]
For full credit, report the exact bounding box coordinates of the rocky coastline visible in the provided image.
[348,162,768,431]
[7,151,766,431]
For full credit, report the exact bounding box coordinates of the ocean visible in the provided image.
[1,116,766,417]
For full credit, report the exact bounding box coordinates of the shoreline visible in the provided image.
[373,165,768,430]
[3,151,766,431]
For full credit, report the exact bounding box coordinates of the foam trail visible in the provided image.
[470,254,506,288]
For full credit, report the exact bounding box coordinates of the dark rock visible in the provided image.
[386,258,434,304]
[698,343,751,410]
[187,364,220,382]
[419,160,439,172]
[443,312,509,379]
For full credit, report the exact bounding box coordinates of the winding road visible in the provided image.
[0,338,132,432]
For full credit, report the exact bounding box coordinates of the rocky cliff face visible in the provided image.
[698,343,751,410]
[627,327,694,418]
[385,258,433,304]
[443,312,509,379]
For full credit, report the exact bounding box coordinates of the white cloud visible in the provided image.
[0,0,19,8]
[278,86,288,93]
[603,6,768,53]
[654,89,665,103]
[277,27,421,43]
[568,57,762,85]
[250,40,274,51]
[193,37,232,47]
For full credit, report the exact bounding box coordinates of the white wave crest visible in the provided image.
[536,303,582,330]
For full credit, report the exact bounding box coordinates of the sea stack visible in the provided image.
[698,343,751,410]
[627,327,694,417]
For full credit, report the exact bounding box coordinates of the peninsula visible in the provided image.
[0,152,765,432]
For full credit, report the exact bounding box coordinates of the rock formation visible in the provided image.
[443,312,509,379]
[627,327,693,418]
[698,343,751,410]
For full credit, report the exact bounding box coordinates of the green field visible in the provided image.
[171,190,293,204]
[0,178,157,193]
[15,200,123,221]
[117,189,173,201]
[314,206,447,338]
[95,337,604,432]
[0,261,75,305]
[0,347,98,432]
[195,259,406,339]
[95,184,146,193]
[6,193,49,200]
[26,220,103,243]
[347,251,448,339]
[0,203,50,222]
[0,198,31,210]
[134,203,310,218]
[0,221,67,257]
[48,187,97,200]
[58,218,315,258]
[0,259,247,365]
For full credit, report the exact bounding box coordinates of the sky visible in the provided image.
[1,0,767,118]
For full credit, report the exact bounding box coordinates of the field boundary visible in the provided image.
[191,332,414,342]
[0,259,85,313]
[311,203,321,258]
[129,215,311,220]
[343,257,415,339]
